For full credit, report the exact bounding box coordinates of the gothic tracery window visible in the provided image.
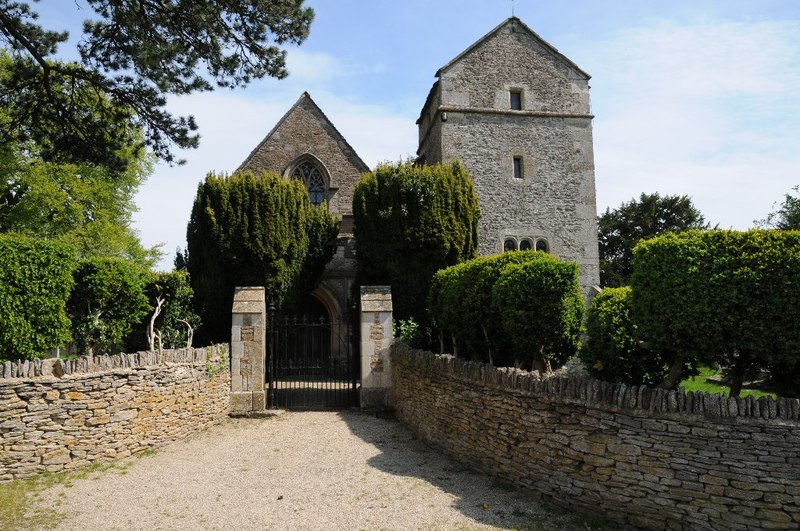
[292,161,326,206]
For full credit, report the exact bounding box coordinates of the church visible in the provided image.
[238,17,600,326]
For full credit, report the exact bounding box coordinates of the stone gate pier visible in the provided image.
[359,286,393,409]
[230,286,266,415]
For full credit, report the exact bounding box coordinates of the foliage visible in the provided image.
[0,137,158,266]
[126,270,200,351]
[430,251,583,372]
[68,257,150,356]
[581,286,667,386]
[598,192,707,287]
[0,1,314,166]
[492,253,584,372]
[758,185,800,230]
[632,229,800,396]
[0,233,75,360]
[393,318,422,347]
[429,252,532,365]
[186,171,338,345]
[353,160,480,337]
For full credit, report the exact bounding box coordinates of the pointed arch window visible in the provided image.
[292,161,326,206]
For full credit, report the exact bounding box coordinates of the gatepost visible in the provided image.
[360,286,393,409]
[230,286,266,415]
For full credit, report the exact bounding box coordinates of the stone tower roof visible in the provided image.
[435,17,591,80]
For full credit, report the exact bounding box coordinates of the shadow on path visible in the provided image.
[337,410,611,530]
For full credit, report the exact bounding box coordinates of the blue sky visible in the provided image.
[37,1,800,269]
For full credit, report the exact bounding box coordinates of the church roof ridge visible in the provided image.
[236,92,369,173]
[435,17,591,80]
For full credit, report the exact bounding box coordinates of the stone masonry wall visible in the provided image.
[0,345,230,480]
[391,343,800,530]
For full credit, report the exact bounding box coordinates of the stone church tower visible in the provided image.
[237,92,366,322]
[417,17,600,294]
[237,17,600,313]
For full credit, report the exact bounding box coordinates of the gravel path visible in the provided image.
[33,411,596,530]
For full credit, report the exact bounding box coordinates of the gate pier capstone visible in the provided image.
[230,286,266,415]
[360,286,393,409]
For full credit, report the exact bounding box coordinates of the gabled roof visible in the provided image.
[435,17,590,80]
[237,91,369,173]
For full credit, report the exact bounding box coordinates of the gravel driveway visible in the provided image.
[33,411,598,530]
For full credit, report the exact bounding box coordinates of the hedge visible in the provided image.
[632,229,800,395]
[353,160,480,340]
[581,286,667,386]
[0,233,75,360]
[186,171,339,344]
[430,251,583,371]
[68,257,150,356]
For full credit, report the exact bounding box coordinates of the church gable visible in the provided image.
[435,17,591,115]
[237,92,368,215]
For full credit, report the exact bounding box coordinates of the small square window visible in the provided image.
[510,90,522,110]
[513,157,523,179]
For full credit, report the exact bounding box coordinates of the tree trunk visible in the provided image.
[658,351,686,389]
[531,346,552,374]
[481,324,493,366]
[728,352,750,398]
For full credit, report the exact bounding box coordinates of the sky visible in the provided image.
[36,0,800,270]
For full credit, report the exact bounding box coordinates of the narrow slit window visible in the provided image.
[513,157,523,180]
[510,90,522,110]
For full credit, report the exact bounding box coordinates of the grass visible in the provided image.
[678,366,777,399]
[0,450,157,530]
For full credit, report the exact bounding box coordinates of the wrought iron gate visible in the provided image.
[267,315,359,409]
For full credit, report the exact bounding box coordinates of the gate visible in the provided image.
[267,315,359,409]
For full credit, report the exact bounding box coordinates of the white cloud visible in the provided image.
[587,19,800,228]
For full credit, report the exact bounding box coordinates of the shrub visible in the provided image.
[68,257,150,355]
[186,171,339,344]
[126,270,201,351]
[581,286,667,386]
[632,229,800,395]
[353,160,480,338]
[430,251,583,371]
[429,252,532,364]
[492,253,584,372]
[0,234,75,360]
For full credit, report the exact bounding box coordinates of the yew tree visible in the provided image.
[353,160,480,337]
[186,171,339,345]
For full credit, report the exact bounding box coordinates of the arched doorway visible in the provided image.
[267,293,358,409]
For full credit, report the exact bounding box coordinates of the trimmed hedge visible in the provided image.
[632,229,800,395]
[581,286,667,386]
[0,234,75,360]
[353,160,480,338]
[492,254,583,372]
[186,171,339,344]
[68,257,150,356]
[430,251,584,371]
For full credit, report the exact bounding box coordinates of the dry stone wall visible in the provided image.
[391,343,800,530]
[0,345,229,480]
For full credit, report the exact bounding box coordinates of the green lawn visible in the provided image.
[678,366,776,400]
